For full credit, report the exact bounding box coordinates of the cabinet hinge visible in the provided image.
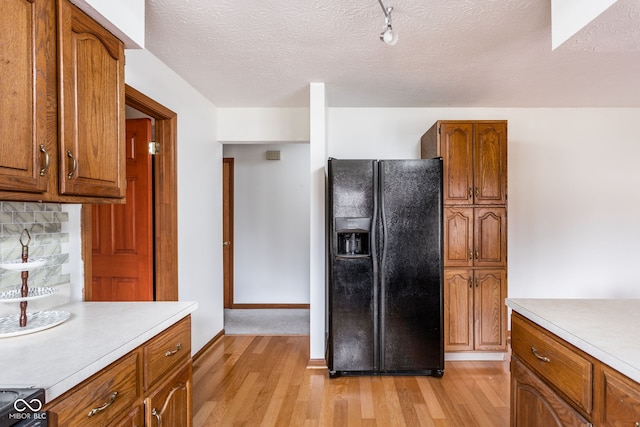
[148,142,160,155]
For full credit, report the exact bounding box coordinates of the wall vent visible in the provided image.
[266,150,281,160]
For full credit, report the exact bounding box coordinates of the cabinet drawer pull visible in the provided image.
[152,408,162,425]
[39,144,50,177]
[165,342,182,357]
[67,150,77,179]
[531,347,551,363]
[87,391,118,417]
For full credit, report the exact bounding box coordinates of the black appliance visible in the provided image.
[0,388,46,427]
[327,158,444,377]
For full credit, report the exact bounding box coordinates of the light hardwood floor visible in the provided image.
[193,335,510,426]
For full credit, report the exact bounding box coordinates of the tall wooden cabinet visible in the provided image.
[422,120,508,352]
[0,0,125,203]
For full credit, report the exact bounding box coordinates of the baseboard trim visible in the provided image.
[445,352,506,361]
[230,303,310,309]
[193,329,225,363]
[307,358,327,369]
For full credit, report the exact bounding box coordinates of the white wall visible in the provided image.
[327,108,640,304]
[124,49,222,354]
[222,143,310,304]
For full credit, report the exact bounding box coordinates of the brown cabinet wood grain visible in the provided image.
[422,121,507,206]
[444,207,507,268]
[0,0,55,194]
[511,313,593,415]
[57,0,125,199]
[423,120,508,354]
[597,364,640,426]
[144,362,193,427]
[0,0,125,203]
[444,269,507,351]
[511,357,591,427]
[45,350,142,426]
[510,311,640,426]
[44,315,192,427]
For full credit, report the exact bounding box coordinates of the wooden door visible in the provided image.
[0,0,52,193]
[444,207,473,267]
[444,269,473,351]
[474,122,507,205]
[474,207,507,267]
[91,119,153,301]
[474,269,506,350]
[440,122,473,205]
[58,0,125,198]
[222,158,234,308]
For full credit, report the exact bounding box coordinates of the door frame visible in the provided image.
[83,84,178,301]
[223,158,234,308]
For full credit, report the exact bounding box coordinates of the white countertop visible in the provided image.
[0,301,197,401]
[506,298,640,384]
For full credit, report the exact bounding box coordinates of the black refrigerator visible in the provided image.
[327,158,444,377]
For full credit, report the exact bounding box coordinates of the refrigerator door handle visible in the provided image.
[378,161,387,370]
[371,161,380,371]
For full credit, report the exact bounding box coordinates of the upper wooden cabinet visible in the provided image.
[421,121,507,206]
[0,0,125,203]
[444,207,507,268]
[58,0,125,199]
[0,0,55,194]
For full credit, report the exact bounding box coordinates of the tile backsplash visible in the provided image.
[0,202,71,317]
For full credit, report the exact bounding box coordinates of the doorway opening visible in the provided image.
[82,85,178,301]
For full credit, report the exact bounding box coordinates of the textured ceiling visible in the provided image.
[145,0,640,107]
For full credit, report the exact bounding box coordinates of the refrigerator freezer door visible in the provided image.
[327,159,378,374]
[379,159,444,373]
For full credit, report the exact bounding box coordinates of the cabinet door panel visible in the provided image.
[444,207,473,267]
[58,0,125,198]
[440,123,473,205]
[0,0,52,193]
[474,123,507,205]
[474,207,507,267]
[145,362,192,427]
[474,269,506,350]
[444,270,473,351]
[599,365,640,426]
[512,357,591,427]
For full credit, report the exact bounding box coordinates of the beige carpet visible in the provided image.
[224,309,310,335]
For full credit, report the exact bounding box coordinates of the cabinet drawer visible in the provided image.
[46,351,140,426]
[143,316,191,390]
[511,314,593,414]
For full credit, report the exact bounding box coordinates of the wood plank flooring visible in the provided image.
[193,335,510,426]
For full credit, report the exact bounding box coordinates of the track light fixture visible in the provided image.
[377,0,398,45]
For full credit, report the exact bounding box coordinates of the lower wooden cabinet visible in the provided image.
[45,316,192,427]
[511,357,590,427]
[444,269,507,351]
[511,312,640,426]
[144,362,192,427]
[597,365,640,426]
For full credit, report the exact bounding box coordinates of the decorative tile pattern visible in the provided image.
[0,202,70,317]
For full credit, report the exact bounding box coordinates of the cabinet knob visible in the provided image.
[531,347,551,363]
[39,144,50,177]
[152,408,162,425]
[67,150,78,180]
[164,342,182,357]
[87,391,118,417]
